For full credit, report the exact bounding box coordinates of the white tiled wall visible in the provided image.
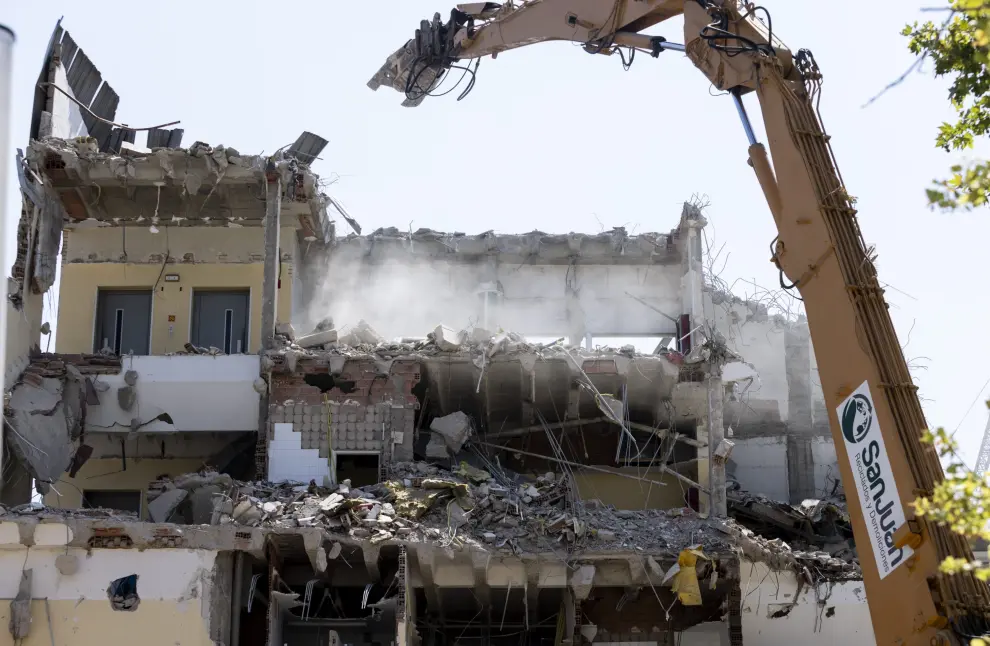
[267,422,332,483]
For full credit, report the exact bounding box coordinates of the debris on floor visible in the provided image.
[269,321,685,364]
[135,464,861,579]
[727,483,855,560]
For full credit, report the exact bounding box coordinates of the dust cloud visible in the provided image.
[301,248,574,341]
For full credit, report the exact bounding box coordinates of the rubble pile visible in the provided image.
[727,485,855,560]
[0,501,137,521]
[715,520,861,580]
[270,318,675,364]
[134,464,861,579]
[171,462,732,556]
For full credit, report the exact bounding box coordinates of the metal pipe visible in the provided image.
[0,24,12,502]
[731,89,758,146]
[612,32,685,53]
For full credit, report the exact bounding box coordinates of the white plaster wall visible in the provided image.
[811,436,843,498]
[312,257,683,339]
[268,422,331,483]
[3,289,43,390]
[85,355,261,433]
[705,296,790,423]
[679,622,728,645]
[810,341,828,426]
[728,436,789,501]
[0,521,219,646]
[740,558,875,645]
[0,529,218,602]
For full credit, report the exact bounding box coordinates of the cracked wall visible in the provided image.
[0,531,221,646]
[739,557,874,644]
[706,292,839,503]
[5,376,82,493]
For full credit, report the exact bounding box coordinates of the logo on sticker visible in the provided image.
[841,393,874,444]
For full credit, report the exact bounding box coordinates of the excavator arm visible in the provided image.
[369,2,990,644]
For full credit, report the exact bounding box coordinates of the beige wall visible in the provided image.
[0,539,217,646]
[44,458,208,518]
[56,226,297,354]
[0,599,214,646]
[573,469,686,510]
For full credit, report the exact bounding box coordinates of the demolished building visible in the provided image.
[0,21,872,646]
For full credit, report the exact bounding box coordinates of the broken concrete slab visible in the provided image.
[433,325,463,352]
[276,322,296,341]
[6,377,81,492]
[338,320,384,346]
[425,433,449,458]
[117,386,136,411]
[296,329,339,348]
[189,486,221,524]
[148,489,188,523]
[570,564,596,600]
[430,411,473,453]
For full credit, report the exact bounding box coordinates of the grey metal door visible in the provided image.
[191,290,250,353]
[94,290,152,355]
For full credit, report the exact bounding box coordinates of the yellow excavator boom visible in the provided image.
[368,2,990,644]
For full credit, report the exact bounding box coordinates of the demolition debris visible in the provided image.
[140,464,861,579]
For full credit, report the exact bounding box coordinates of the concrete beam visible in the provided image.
[362,543,381,582]
[415,548,445,625]
[562,588,576,646]
[470,552,492,624]
[706,366,727,518]
[525,569,540,630]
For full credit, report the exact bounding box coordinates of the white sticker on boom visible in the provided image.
[837,380,913,579]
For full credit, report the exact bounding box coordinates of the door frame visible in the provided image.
[188,287,253,353]
[91,287,155,355]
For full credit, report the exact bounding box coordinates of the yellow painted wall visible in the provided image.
[573,469,687,510]
[44,458,208,519]
[56,261,294,354]
[0,600,214,646]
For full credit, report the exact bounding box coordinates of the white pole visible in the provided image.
[0,24,15,499]
[0,24,14,385]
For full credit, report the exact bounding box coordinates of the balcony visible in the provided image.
[85,355,262,433]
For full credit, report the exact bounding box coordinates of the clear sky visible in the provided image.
[4,1,990,465]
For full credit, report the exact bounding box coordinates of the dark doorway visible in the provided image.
[192,290,250,353]
[94,289,152,355]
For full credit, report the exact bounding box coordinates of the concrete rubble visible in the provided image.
[269,317,682,365]
[727,482,855,561]
[133,464,861,580]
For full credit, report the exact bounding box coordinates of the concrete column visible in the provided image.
[706,364,727,517]
[260,174,282,352]
[562,588,576,646]
[679,204,707,353]
[784,322,815,503]
[255,173,281,479]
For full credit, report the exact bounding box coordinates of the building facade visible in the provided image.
[1,22,866,646]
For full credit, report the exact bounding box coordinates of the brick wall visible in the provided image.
[260,358,421,482]
[270,358,421,407]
